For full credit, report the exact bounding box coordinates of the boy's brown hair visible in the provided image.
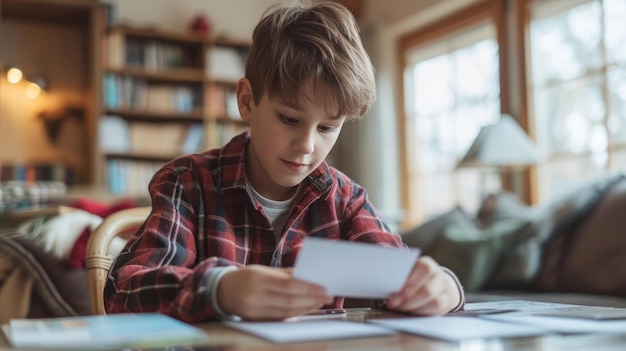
[245,0,375,119]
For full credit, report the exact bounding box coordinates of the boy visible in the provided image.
[105,0,464,323]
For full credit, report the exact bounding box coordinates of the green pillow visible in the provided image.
[428,219,530,292]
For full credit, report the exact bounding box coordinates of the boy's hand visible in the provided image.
[217,264,334,320]
[385,256,461,315]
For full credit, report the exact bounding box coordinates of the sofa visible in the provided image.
[401,173,626,308]
[0,197,145,323]
[3,173,626,322]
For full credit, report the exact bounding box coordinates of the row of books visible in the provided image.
[103,73,199,114]
[206,84,239,120]
[106,159,164,196]
[207,46,247,81]
[0,163,76,185]
[104,31,198,70]
[216,122,250,146]
[99,116,205,157]
[0,180,68,211]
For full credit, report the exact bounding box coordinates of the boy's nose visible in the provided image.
[293,130,315,154]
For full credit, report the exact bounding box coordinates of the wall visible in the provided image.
[0,19,88,179]
[101,0,282,39]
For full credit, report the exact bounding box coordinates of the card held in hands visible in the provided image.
[293,237,420,298]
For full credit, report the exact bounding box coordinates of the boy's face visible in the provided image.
[237,79,345,201]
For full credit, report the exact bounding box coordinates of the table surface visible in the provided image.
[3,308,626,351]
[194,308,626,351]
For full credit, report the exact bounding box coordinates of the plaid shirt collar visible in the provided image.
[217,131,335,200]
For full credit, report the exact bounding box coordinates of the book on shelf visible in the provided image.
[103,73,197,114]
[181,123,204,154]
[0,163,75,185]
[206,46,245,81]
[2,313,208,350]
[106,158,166,196]
[99,115,131,153]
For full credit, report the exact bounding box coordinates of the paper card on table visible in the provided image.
[224,320,396,343]
[483,314,626,334]
[536,308,626,320]
[3,313,208,350]
[293,237,420,298]
[369,316,548,342]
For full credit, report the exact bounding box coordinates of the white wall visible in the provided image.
[102,0,281,39]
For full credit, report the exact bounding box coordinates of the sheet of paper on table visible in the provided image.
[369,316,548,342]
[224,320,397,343]
[293,237,420,298]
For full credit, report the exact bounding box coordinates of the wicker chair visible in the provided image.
[85,206,150,315]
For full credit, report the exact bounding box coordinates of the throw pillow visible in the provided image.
[400,206,475,254]
[475,193,540,289]
[428,218,530,292]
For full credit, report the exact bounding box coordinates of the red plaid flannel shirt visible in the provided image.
[104,132,461,322]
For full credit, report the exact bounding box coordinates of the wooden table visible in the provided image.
[193,308,626,351]
[2,308,626,350]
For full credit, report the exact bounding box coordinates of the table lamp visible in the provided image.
[457,114,540,195]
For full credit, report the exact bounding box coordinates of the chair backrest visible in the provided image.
[85,206,151,315]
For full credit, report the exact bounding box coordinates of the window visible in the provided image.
[400,3,504,225]
[528,0,626,200]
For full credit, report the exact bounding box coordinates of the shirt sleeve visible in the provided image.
[441,266,466,312]
[338,177,465,313]
[104,164,238,323]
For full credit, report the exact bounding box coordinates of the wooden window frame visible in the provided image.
[396,0,534,227]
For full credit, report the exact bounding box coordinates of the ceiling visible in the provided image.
[362,0,441,24]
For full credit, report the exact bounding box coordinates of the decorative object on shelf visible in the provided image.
[188,13,212,37]
[38,106,85,144]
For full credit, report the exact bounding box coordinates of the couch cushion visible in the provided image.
[533,174,626,292]
[537,177,626,294]
[476,193,541,289]
[400,206,475,254]
[478,175,624,291]
[429,218,530,291]
[0,236,90,318]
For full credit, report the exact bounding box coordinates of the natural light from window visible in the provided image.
[530,0,626,201]
[404,22,500,221]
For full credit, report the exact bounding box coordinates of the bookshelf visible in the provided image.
[100,25,250,196]
[0,0,100,189]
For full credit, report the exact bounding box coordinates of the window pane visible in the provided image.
[405,21,499,221]
[611,148,626,173]
[530,0,603,84]
[414,56,453,116]
[414,112,455,172]
[455,40,500,99]
[529,0,620,202]
[538,154,607,200]
[608,64,626,144]
[418,172,456,218]
[533,74,605,155]
[605,0,626,63]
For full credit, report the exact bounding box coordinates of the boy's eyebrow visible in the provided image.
[277,99,343,120]
[327,114,344,121]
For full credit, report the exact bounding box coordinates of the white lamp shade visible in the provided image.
[458,114,540,168]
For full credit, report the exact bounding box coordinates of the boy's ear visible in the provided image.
[236,78,254,122]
